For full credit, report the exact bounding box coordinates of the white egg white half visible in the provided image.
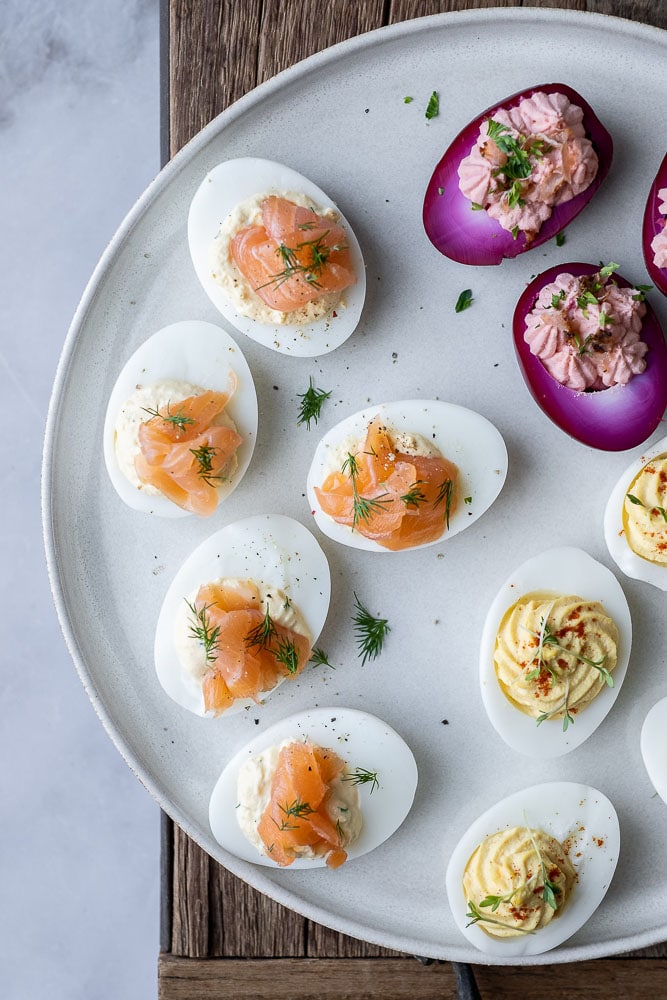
[154,515,331,716]
[604,434,667,592]
[208,706,418,868]
[103,320,258,517]
[446,781,620,957]
[479,547,631,758]
[187,157,366,357]
[640,696,667,804]
[306,399,508,553]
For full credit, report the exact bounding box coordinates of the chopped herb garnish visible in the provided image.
[599,261,620,279]
[297,377,332,429]
[403,95,413,104]
[257,231,345,292]
[185,600,220,663]
[464,495,472,505]
[309,647,334,669]
[626,493,667,523]
[400,481,427,508]
[425,91,439,120]
[555,231,566,247]
[244,605,277,650]
[433,478,454,529]
[189,444,223,486]
[274,637,300,675]
[455,288,474,313]
[511,225,519,240]
[471,201,484,211]
[142,403,195,432]
[352,593,390,665]
[632,284,652,302]
[342,767,380,794]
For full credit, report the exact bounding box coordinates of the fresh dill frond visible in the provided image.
[342,767,379,794]
[352,592,390,665]
[244,605,277,650]
[400,482,427,508]
[185,600,220,663]
[309,648,334,669]
[189,443,222,486]
[274,636,300,675]
[142,403,195,432]
[433,477,454,528]
[352,492,392,529]
[296,377,332,430]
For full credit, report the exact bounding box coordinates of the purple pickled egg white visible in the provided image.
[642,152,667,296]
[423,83,613,266]
[513,263,667,452]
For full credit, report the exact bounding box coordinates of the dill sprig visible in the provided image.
[342,451,393,530]
[342,767,380,794]
[142,403,195,432]
[433,478,454,528]
[352,593,390,665]
[309,648,334,669]
[274,636,300,675]
[189,443,222,486]
[400,481,427,508]
[272,797,314,831]
[297,377,332,430]
[257,231,346,291]
[185,600,220,663]
[244,605,277,650]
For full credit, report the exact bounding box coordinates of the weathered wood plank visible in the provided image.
[158,955,667,1000]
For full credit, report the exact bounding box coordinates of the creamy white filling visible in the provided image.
[236,739,363,859]
[209,190,346,326]
[324,428,439,479]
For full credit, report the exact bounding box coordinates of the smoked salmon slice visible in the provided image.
[314,417,460,550]
[256,741,352,868]
[188,581,312,715]
[231,196,356,313]
[135,384,242,517]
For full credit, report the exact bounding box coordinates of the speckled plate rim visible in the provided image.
[42,6,667,964]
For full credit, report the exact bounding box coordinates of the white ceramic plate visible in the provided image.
[43,9,667,964]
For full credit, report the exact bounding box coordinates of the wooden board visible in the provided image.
[161,0,667,994]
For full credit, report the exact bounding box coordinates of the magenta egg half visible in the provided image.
[423,83,613,266]
[513,263,667,451]
[642,153,667,297]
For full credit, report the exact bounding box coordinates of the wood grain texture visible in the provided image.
[164,0,667,977]
[158,955,667,999]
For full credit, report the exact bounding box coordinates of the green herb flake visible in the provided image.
[471,202,484,211]
[455,289,473,313]
[403,95,413,104]
[296,377,332,430]
[425,91,439,120]
[555,232,566,247]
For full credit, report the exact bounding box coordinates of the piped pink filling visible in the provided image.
[524,270,648,391]
[651,187,667,269]
[458,92,598,239]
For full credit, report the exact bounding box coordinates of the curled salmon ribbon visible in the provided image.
[257,741,351,869]
[231,195,357,313]
[315,417,459,550]
[188,580,312,716]
[135,376,242,516]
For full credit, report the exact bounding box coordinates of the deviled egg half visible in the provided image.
[446,781,620,957]
[479,547,631,758]
[103,320,257,517]
[306,400,508,553]
[154,516,330,716]
[604,434,667,591]
[641,697,667,804]
[188,157,366,357]
[209,707,418,869]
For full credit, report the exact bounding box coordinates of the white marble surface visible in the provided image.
[1,2,160,997]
